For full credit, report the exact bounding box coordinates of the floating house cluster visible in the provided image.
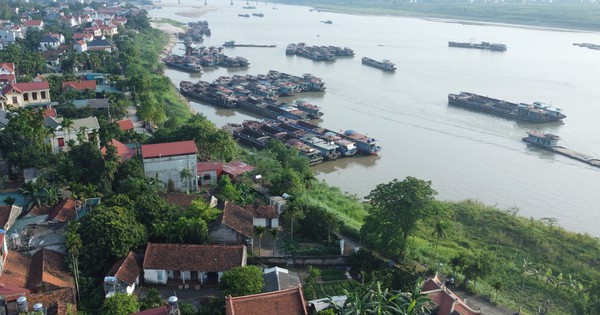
[179,71,326,120]
[178,20,211,43]
[286,43,354,61]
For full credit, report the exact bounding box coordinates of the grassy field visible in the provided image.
[315,280,358,298]
[278,0,600,31]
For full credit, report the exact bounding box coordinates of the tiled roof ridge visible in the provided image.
[222,201,253,238]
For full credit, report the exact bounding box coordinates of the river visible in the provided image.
[149,0,600,236]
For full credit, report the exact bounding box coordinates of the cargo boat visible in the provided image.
[263,120,340,160]
[448,92,566,123]
[342,130,381,155]
[238,13,250,17]
[361,57,396,72]
[448,41,507,52]
[223,41,275,48]
[163,55,202,73]
[278,118,358,157]
[523,131,600,168]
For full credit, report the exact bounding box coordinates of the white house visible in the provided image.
[0,62,16,87]
[142,243,247,286]
[39,33,65,51]
[247,205,279,229]
[46,116,100,152]
[0,25,24,44]
[74,40,87,53]
[104,252,142,297]
[141,140,198,192]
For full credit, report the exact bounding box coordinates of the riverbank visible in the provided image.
[150,21,185,59]
[278,0,600,32]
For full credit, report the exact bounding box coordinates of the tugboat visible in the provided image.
[523,131,600,168]
[448,92,566,122]
[361,57,396,72]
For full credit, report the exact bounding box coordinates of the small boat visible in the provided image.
[252,12,264,17]
[238,13,250,17]
[321,20,333,24]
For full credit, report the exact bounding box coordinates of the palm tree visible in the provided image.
[19,181,44,211]
[61,117,75,146]
[268,228,279,256]
[65,222,82,305]
[431,220,447,269]
[254,226,266,256]
[398,279,431,315]
[179,168,193,192]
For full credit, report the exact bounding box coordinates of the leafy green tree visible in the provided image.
[139,288,162,311]
[586,281,600,314]
[216,176,241,202]
[269,228,279,257]
[361,177,438,260]
[304,266,321,300]
[152,216,208,244]
[269,168,305,197]
[300,204,341,243]
[187,199,222,222]
[219,266,264,297]
[65,222,82,305]
[101,293,139,315]
[78,205,147,276]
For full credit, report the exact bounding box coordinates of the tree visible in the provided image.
[431,218,448,269]
[216,175,240,202]
[139,288,162,311]
[65,222,82,305]
[304,266,321,300]
[179,167,193,192]
[492,279,503,303]
[78,205,146,276]
[101,293,139,315]
[361,177,438,260]
[254,226,266,256]
[269,228,279,257]
[219,266,264,297]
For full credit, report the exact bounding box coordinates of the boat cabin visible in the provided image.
[525,131,559,148]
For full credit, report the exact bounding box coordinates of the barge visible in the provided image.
[223,41,276,48]
[163,55,202,73]
[448,92,566,123]
[361,57,396,72]
[523,131,600,168]
[278,118,358,157]
[286,42,354,61]
[448,41,507,52]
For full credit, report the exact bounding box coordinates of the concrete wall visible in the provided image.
[209,223,244,244]
[143,269,167,285]
[249,256,348,267]
[143,154,198,192]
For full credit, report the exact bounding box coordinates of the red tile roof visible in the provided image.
[1,251,32,288]
[117,118,135,131]
[221,202,254,238]
[47,199,79,223]
[143,243,246,272]
[197,161,223,174]
[2,82,50,94]
[141,140,197,159]
[131,306,169,315]
[0,205,12,229]
[1,249,75,292]
[222,160,254,179]
[24,20,43,27]
[246,205,278,219]
[28,204,52,216]
[422,274,481,315]
[159,193,196,209]
[225,286,308,315]
[101,139,136,163]
[5,288,77,315]
[0,74,16,83]
[0,62,15,73]
[43,107,57,118]
[107,252,142,286]
[61,80,96,91]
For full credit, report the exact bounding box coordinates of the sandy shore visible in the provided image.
[155,4,218,18]
[150,22,185,58]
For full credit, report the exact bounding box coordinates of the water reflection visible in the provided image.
[313,154,381,174]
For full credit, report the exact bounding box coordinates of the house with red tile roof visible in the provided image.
[4,287,77,315]
[23,20,44,30]
[46,198,82,223]
[209,201,254,245]
[101,139,136,163]
[141,141,198,192]
[142,243,247,286]
[117,118,135,131]
[72,33,93,43]
[1,82,51,109]
[197,161,223,186]
[222,160,254,180]
[0,62,16,87]
[421,273,482,315]
[245,205,279,229]
[61,80,97,92]
[104,251,142,296]
[225,286,308,315]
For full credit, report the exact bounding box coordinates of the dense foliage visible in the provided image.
[219,266,265,297]
[101,293,139,315]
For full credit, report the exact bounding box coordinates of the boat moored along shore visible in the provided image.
[523,131,600,168]
[361,57,396,71]
[223,41,276,48]
[448,92,566,122]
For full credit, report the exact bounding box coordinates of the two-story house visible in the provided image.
[0,62,16,87]
[141,140,199,192]
[1,82,51,109]
[46,116,100,152]
[0,25,24,44]
[38,33,65,51]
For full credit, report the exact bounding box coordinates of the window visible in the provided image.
[41,91,47,99]
[11,97,17,104]
[32,92,38,100]
[58,138,65,147]
[157,271,163,281]
[203,174,212,181]
[23,93,29,101]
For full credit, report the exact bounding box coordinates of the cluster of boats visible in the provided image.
[223,41,276,48]
[361,57,396,72]
[226,118,381,165]
[163,55,203,73]
[177,21,211,43]
[573,42,600,50]
[447,92,566,123]
[448,41,507,52]
[286,43,355,61]
[179,71,327,120]
[184,44,250,68]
